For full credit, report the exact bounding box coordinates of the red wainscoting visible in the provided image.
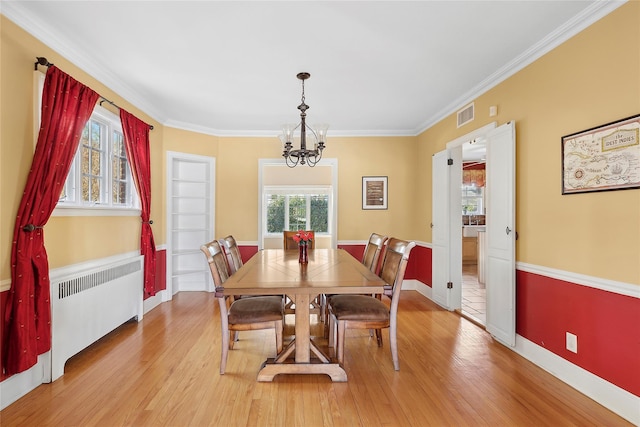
[337,243,432,286]
[516,270,640,397]
[239,245,259,263]
[154,249,167,294]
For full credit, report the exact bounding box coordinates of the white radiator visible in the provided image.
[49,254,144,382]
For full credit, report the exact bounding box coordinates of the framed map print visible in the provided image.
[362,176,388,209]
[562,114,640,194]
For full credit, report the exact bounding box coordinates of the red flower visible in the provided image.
[293,230,313,243]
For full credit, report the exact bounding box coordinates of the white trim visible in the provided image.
[3,1,625,138]
[143,291,164,314]
[258,158,338,250]
[0,353,48,410]
[513,336,639,426]
[402,280,432,301]
[415,1,627,134]
[517,262,640,298]
[52,206,141,217]
[165,151,216,297]
[48,251,140,282]
[1,278,10,293]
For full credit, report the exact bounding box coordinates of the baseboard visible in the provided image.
[514,335,639,425]
[0,354,47,410]
[410,287,639,425]
[402,279,432,300]
[144,291,165,313]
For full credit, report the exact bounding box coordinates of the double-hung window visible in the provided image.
[264,186,331,234]
[56,105,139,214]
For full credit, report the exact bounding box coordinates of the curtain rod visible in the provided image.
[35,57,154,130]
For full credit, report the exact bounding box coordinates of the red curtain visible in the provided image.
[3,66,99,375]
[120,110,157,297]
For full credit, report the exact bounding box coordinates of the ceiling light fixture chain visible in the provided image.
[280,72,328,167]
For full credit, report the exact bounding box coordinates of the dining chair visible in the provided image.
[283,230,315,249]
[323,232,389,331]
[361,233,388,273]
[218,235,243,274]
[328,238,416,371]
[200,240,284,374]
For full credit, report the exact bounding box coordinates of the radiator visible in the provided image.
[49,254,144,382]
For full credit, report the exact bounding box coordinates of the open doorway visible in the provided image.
[461,141,486,325]
[433,121,516,344]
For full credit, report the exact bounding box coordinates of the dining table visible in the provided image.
[217,248,388,382]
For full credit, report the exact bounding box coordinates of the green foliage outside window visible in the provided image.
[265,192,329,233]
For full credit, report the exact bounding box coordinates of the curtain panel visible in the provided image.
[3,66,99,375]
[463,169,486,187]
[120,110,157,297]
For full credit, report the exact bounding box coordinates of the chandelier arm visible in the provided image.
[281,72,327,167]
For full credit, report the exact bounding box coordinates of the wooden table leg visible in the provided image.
[256,293,347,382]
[294,294,310,363]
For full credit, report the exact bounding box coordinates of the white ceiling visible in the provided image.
[2,1,624,137]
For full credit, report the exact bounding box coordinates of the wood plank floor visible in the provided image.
[1,291,631,426]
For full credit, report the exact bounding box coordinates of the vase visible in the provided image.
[298,243,308,264]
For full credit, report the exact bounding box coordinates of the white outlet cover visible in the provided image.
[566,332,578,353]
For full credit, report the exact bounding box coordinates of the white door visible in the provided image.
[485,121,516,346]
[432,150,452,309]
[166,152,215,296]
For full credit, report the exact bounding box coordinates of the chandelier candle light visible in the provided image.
[281,72,328,167]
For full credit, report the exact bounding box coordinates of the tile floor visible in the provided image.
[462,263,486,325]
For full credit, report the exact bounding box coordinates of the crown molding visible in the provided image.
[415,0,627,135]
[1,2,167,125]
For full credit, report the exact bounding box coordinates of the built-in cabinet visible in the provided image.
[167,153,215,295]
[462,236,477,264]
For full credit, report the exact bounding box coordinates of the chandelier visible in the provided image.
[280,72,328,167]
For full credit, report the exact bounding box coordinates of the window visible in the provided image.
[264,186,330,234]
[461,184,483,215]
[56,105,139,214]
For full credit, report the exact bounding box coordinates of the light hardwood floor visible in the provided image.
[1,291,630,426]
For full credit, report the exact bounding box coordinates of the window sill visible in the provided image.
[52,205,141,217]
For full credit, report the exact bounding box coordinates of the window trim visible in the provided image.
[51,106,140,216]
[34,70,140,217]
[258,158,338,250]
[263,185,332,237]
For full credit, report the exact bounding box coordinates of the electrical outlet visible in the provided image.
[566,332,578,353]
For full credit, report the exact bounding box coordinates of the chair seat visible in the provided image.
[329,295,389,322]
[229,296,284,324]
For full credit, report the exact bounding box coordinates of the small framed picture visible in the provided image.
[362,176,388,210]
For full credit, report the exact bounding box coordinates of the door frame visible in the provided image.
[165,151,216,300]
[432,123,497,311]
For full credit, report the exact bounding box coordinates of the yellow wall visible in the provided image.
[0,16,163,271]
[213,135,418,242]
[2,3,639,286]
[417,3,640,284]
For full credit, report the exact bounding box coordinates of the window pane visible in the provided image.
[288,195,306,231]
[90,148,101,175]
[90,177,100,202]
[266,195,285,232]
[310,195,328,232]
[113,180,126,204]
[81,175,89,202]
[112,131,125,156]
[80,123,90,146]
[90,121,101,149]
[462,185,483,215]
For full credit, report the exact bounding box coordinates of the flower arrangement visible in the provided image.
[292,230,313,246]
